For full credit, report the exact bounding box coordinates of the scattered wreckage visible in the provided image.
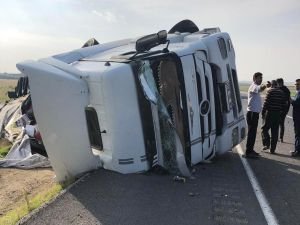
[0,79,49,168]
[16,20,246,182]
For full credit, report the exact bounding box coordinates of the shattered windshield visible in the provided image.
[138,60,190,176]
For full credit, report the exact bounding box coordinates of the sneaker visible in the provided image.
[262,146,269,151]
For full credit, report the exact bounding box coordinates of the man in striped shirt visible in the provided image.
[261,80,286,154]
[276,78,291,142]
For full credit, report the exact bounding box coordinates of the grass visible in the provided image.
[0,184,63,225]
[0,145,12,158]
[0,139,12,158]
[0,79,17,103]
[239,84,296,96]
[239,84,249,93]
[288,86,297,97]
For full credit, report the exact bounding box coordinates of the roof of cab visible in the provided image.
[76,32,220,62]
[51,20,223,65]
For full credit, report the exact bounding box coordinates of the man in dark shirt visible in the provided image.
[261,80,285,154]
[276,78,291,142]
[291,79,300,157]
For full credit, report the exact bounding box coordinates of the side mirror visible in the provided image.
[135,30,167,53]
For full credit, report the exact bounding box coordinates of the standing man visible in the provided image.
[245,72,266,158]
[291,79,300,157]
[261,80,285,154]
[276,78,291,142]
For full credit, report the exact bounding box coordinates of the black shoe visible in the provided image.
[291,151,300,157]
[245,151,260,158]
[279,138,284,143]
[251,150,260,156]
[262,146,269,151]
[269,150,275,154]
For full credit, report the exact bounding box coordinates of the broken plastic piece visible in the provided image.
[173,175,186,183]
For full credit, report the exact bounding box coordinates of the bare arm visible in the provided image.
[260,84,267,92]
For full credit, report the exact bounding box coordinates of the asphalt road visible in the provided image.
[21,94,300,225]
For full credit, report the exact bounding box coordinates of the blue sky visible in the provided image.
[0,0,299,82]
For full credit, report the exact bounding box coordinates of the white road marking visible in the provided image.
[286,115,293,119]
[287,168,300,175]
[235,144,279,225]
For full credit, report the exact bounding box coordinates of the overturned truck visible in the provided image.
[17,20,246,182]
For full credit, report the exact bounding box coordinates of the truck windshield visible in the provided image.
[138,60,190,176]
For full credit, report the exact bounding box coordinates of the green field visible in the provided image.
[239,84,250,93]
[0,79,17,103]
[239,84,296,96]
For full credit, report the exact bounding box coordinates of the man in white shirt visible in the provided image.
[245,72,266,158]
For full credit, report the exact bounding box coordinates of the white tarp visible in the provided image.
[0,130,50,168]
[5,107,30,142]
[0,96,27,136]
[0,103,5,111]
[0,96,50,169]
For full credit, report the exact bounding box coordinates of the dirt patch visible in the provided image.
[1,140,56,216]
[0,80,57,217]
[0,168,56,216]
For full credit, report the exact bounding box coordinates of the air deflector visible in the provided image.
[168,19,199,34]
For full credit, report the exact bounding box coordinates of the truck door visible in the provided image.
[194,51,216,160]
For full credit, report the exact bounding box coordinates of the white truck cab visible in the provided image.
[17,20,246,182]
